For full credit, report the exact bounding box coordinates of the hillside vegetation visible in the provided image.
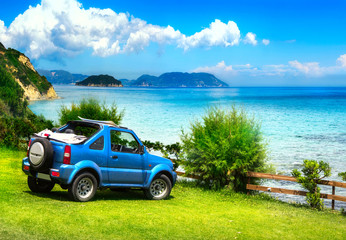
[0,43,54,149]
[0,148,345,240]
[0,42,57,100]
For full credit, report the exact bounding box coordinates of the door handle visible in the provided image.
[111,155,118,159]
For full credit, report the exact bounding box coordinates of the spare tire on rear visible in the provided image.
[28,138,53,171]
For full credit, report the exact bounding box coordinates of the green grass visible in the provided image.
[0,148,345,240]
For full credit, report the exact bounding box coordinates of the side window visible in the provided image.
[89,136,104,150]
[110,130,139,153]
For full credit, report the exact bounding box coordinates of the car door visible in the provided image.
[108,129,145,184]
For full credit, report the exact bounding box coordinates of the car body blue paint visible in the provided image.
[22,120,177,191]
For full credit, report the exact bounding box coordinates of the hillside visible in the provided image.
[129,72,228,87]
[38,69,88,84]
[76,75,123,87]
[0,42,58,101]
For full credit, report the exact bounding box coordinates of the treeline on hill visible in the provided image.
[0,65,53,149]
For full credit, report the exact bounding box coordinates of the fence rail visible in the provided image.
[175,170,346,210]
[246,171,346,210]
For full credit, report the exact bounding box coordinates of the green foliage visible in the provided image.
[292,160,331,210]
[142,140,182,170]
[338,172,346,181]
[0,113,53,149]
[180,106,268,191]
[58,98,124,125]
[0,65,28,116]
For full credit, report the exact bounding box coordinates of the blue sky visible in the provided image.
[0,0,346,86]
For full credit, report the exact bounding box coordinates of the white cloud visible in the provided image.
[193,54,346,79]
[289,60,322,76]
[243,32,257,45]
[262,39,270,45]
[179,20,240,50]
[194,60,233,73]
[0,0,249,59]
[337,54,346,67]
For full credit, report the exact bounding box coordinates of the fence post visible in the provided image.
[247,176,250,195]
[332,186,335,210]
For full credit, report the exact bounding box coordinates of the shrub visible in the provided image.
[142,140,182,170]
[180,106,268,191]
[292,160,331,210]
[0,113,53,150]
[58,98,124,125]
[338,172,346,181]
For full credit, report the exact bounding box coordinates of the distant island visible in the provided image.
[38,69,88,85]
[76,75,123,87]
[40,69,229,88]
[125,72,228,87]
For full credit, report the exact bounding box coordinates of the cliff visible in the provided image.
[0,43,58,101]
[76,75,123,87]
[128,72,229,87]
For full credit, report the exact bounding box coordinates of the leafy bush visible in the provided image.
[338,172,346,181]
[180,106,268,191]
[58,98,124,125]
[0,113,53,149]
[292,160,331,210]
[142,140,182,170]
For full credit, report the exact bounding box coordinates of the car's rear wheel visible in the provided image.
[144,174,172,200]
[27,176,55,193]
[68,172,97,202]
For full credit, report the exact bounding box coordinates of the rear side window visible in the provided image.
[89,136,104,150]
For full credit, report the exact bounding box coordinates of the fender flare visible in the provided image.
[145,164,174,188]
[67,160,102,186]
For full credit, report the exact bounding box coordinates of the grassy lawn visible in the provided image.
[0,147,345,240]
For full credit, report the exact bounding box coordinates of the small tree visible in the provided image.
[292,160,331,210]
[58,98,124,125]
[180,106,268,191]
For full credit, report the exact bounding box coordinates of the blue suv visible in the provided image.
[22,118,177,202]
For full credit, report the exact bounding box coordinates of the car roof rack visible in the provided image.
[78,116,119,127]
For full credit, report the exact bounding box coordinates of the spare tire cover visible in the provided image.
[28,138,53,171]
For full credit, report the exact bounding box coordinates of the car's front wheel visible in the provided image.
[27,176,55,193]
[144,174,172,200]
[68,172,97,202]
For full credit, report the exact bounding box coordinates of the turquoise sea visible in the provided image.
[29,85,346,208]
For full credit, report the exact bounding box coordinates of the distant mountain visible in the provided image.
[76,75,123,87]
[129,72,228,87]
[38,69,88,84]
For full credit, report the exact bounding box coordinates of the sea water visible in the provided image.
[29,86,346,208]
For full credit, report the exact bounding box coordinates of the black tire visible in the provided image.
[144,174,172,200]
[28,138,53,171]
[27,176,55,193]
[68,172,97,202]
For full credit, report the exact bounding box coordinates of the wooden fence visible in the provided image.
[246,172,346,210]
[175,170,346,210]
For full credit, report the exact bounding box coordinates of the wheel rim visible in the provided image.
[77,177,93,199]
[29,142,44,165]
[150,179,167,198]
